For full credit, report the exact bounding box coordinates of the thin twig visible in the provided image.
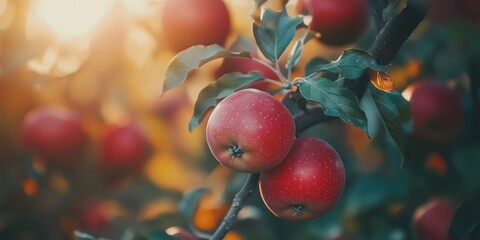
[210,173,260,240]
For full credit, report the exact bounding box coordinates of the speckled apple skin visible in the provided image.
[259,137,345,220]
[206,89,295,173]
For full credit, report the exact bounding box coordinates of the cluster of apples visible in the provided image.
[160,0,371,54]
[20,105,152,184]
[206,88,346,220]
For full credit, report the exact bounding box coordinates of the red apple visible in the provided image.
[259,137,345,220]
[298,0,369,46]
[457,0,480,25]
[412,198,456,240]
[20,105,88,167]
[426,0,460,23]
[161,0,231,52]
[99,121,152,181]
[426,0,480,25]
[206,88,295,173]
[76,200,110,233]
[405,81,463,146]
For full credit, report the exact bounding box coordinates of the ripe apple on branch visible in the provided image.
[157,0,428,239]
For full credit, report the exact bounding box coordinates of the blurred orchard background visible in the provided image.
[0,0,479,239]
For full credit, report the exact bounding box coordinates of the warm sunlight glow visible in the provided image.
[401,85,414,101]
[35,0,115,40]
[123,0,150,16]
[0,0,14,30]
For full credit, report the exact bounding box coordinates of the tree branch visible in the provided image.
[295,1,427,132]
[370,2,427,65]
[294,108,336,134]
[211,173,260,240]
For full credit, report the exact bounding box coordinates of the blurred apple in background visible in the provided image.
[403,81,463,146]
[76,200,110,233]
[426,0,460,23]
[296,0,370,46]
[99,120,153,184]
[425,0,480,25]
[74,199,127,236]
[412,198,456,240]
[153,87,191,123]
[160,0,231,52]
[457,0,480,25]
[20,105,88,168]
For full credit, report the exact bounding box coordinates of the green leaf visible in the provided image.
[178,188,210,220]
[305,57,330,77]
[369,85,411,153]
[298,78,369,135]
[188,71,265,131]
[382,0,407,21]
[449,195,480,239]
[253,8,304,62]
[286,32,314,74]
[162,44,251,95]
[316,49,389,79]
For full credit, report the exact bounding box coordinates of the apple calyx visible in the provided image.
[292,204,305,216]
[228,144,244,159]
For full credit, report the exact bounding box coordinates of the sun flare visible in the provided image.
[35,0,115,40]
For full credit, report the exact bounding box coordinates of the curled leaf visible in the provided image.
[162,45,251,95]
[298,77,369,135]
[253,9,304,62]
[369,69,394,92]
[315,49,389,79]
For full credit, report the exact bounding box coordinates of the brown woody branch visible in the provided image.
[295,1,427,132]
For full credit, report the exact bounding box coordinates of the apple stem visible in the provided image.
[291,204,304,216]
[228,144,244,159]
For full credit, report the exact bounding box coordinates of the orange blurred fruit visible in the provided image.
[193,193,230,232]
